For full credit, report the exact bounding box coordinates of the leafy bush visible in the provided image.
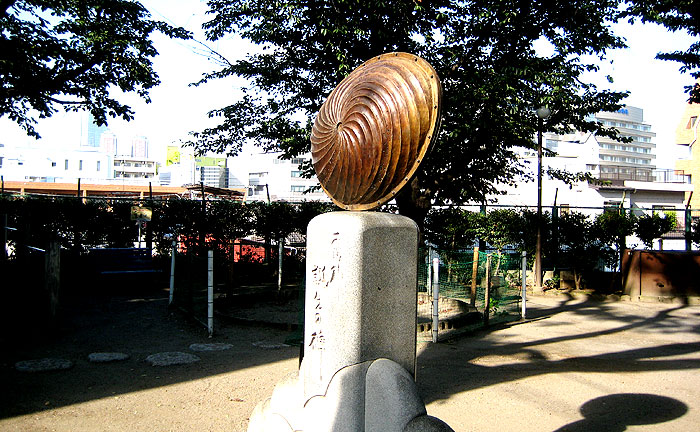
[1,195,334,258]
[635,213,675,249]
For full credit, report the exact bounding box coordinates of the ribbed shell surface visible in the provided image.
[310,52,442,210]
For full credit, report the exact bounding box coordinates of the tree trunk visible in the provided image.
[574,270,583,290]
[395,178,432,235]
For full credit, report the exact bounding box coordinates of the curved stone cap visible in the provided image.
[310,52,442,210]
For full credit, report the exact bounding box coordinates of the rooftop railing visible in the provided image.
[597,166,691,183]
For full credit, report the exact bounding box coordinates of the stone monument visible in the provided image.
[247,53,454,432]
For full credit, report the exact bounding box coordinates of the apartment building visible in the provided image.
[675,100,700,208]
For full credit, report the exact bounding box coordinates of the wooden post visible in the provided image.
[470,246,479,306]
[44,241,60,326]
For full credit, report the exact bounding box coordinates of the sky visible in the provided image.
[0,1,697,169]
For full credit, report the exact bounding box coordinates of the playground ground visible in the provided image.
[1,290,699,431]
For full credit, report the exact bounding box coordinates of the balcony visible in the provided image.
[598,166,690,184]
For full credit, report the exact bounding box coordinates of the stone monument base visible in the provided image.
[247,358,454,432]
[247,212,454,431]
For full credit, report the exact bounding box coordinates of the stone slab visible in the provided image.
[252,341,290,350]
[88,352,130,363]
[189,343,233,352]
[145,352,200,366]
[15,358,73,372]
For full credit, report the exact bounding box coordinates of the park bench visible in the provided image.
[88,248,164,288]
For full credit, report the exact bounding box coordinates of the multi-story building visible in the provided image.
[160,145,196,186]
[0,142,111,183]
[100,131,118,156]
[594,106,656,181]
[492,106,692,249]
[195,156,228,188]
[81,113,108,148]
[199,165,229,188]
[132,136,149,158]
[675,100,700,209]
[112,156,157,183]
[244,151,329,202]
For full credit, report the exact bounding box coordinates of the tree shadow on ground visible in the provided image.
[0,290,299,420]
[554,393,688,431]
[2,289,699,425]
[416,296,700,405]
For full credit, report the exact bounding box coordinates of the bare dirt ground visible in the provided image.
[1,290,699,431]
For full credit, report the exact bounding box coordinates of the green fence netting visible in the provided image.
[418,247,524,325]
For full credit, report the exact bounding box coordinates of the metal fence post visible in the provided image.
[426,247,432,297]
[521,251,527,319]
[169,240,176,306]
[431,257,439,343]
[278,238,284,293]
[207,249,214,337]
[484,254,491,327]
[686,207,692,252]
[45,241,60,325]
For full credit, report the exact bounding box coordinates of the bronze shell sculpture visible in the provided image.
[310,52,442,210]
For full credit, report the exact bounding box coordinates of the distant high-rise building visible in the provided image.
[199,165,229,188]
[100,131,118,156]
[82,113,108,148]
[594,106,656,180]
[542,106,657,182]
[132,136,148,158]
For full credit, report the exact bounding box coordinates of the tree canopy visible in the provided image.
[623,0,699,102]
[0,0,190,138]
[191,0,699,224]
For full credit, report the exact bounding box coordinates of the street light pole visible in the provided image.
[535,106,551,293]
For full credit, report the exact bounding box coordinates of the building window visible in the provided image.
[65,159,69,170]
[689,116,698,129]
[291,185,306,193]
[604,201,622,213]
[559,204,570,215]
[51,161,57,167]
[249,185,265,195]
[97,161,101,171]
[79,160,83,171]
[291,170,303,178]
[291,158,306,165]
